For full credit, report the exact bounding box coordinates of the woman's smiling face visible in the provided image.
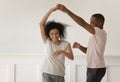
[49,28,60,41]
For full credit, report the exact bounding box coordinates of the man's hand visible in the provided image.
[73,42,80,49]
[56,4,68,13]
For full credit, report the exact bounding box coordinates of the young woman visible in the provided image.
[39,6,74,82]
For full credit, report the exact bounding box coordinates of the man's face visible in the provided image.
[90,16,99,27]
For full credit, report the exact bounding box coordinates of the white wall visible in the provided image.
[0,55,120,82]
[0,0,120,55]
[0,1,120,82]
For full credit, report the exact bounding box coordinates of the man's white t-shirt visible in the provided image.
[86,27,107,68]
[42,39,69,77]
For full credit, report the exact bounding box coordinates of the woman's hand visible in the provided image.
[53,50,64,57]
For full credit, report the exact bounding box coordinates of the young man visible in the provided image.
[56,4,107,82]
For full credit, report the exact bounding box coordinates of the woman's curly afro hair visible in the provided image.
[45,21,66,40]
